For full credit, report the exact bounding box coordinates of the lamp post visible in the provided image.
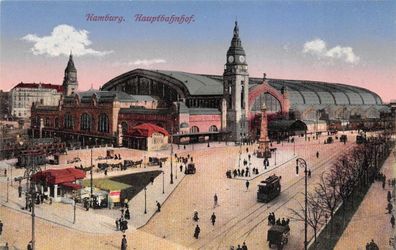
[293,139,296,156]
[6,177,9,202]
[162,171,165,194]
[73,192,77,224]
[170,126,174,184]
[144,186,147,214]
[90,147,93,206]
[296,158,308,250]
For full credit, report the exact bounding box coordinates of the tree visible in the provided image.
[289,192,325,243]
[315,172,341,233]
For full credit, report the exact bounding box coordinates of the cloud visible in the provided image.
[21,24,113,57]
[114,59,166,67]
[303,38,360,64]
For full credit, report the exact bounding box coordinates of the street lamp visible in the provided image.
[162,171,165,194]
[296,158,308,250]
[144,186,147,214]
[90,148,93,207]
[293,139,296,156]
[170,127,174,184]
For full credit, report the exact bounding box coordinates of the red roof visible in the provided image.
[61,182,82,190]
[31,168,85,185]
[131,123,170,137]
[13,82,64,93]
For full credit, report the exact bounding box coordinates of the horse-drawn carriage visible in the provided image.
[267,225,290,249]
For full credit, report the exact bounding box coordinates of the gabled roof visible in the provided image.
[130,123,169,137]
[13,82,63,93]
[31,168,85,185]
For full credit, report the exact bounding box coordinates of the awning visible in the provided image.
[31,168,86,185]
[60,182,82,190]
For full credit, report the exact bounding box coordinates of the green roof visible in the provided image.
[156,70,223,95]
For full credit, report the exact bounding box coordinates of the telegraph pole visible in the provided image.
[90,148,93,207]
[296,158,308,250]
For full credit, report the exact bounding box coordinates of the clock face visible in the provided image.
[228,55,234,63]
[239,55,245,63]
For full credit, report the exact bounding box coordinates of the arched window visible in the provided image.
[98,113,109,133]
[252,93,281,112]
[121,121,128,134]
[54,118,59,128]
[45,117,50,127]
[64,113,73,129]
[190,126,199,133]
[80,113,92,131]
[209,125,218,132]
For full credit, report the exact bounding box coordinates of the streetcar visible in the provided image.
[257,174,281,203]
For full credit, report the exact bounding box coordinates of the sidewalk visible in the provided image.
[334,148,395,250]
[0,153,187,233]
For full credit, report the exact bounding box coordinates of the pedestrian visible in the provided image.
[241,169,245,176]
[387,202,393,214]
[391,215,395,228]
[150,176,154,185]
[236,244,242,250]
[388,191,392,202]
[246,180,250,191]
[180,165,183,172]
[281,218,286,226]
[125,208,130,220]
[237,169,241,176]
[18,185,22,198]
[382,178,386,189]
[316,151,319,158]
[214,193,218,207]
[104,169,108,176]
[211,212,216,226]
[4,242,8,250]
[115,218,119,231]
[308,169,312,178]
[268,213,272,225]
[121,235,127,250]
[159,161,162,168]
[276,218,281,225]
[156,201,161,212]
[242,242,248,250]
[194,225,200,239]
[27,241,33,250]
[0,220,3,235]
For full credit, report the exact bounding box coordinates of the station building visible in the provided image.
[31,22,391,149]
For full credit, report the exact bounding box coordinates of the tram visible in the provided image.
[257,174,281,203]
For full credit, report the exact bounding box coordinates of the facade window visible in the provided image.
[251,92,281,113]
[80,113,92,131]
[64,113,74,129]
[190,126,199,133]
[98,113,109,133]
[209,125,218,132]
[45,117,50,127]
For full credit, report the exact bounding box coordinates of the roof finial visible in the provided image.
[69,50,73,59]
[233,19,239,36]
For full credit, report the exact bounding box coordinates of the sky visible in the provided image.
[1,1,395,102]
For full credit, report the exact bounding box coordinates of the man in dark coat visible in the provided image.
[211,212,216,226]
[156,201,161,212]
[18,185,22,198]
[242,242,248,250]
[0,220,3,235]
[246,180,250,191]
[194,225,200,239]
[391,214,395,228]
[121,235,127,250]
[125,208,130,220]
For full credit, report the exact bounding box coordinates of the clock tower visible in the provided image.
[222,21,249,142]
[62,52,78,96]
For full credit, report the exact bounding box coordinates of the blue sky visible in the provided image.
[1,1,395,101]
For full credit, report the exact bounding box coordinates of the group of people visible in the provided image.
[365,239,379,250]
[230,242,249,250]
[115,203,130,232]
[268,212,290,228]
[230,167,258,179]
